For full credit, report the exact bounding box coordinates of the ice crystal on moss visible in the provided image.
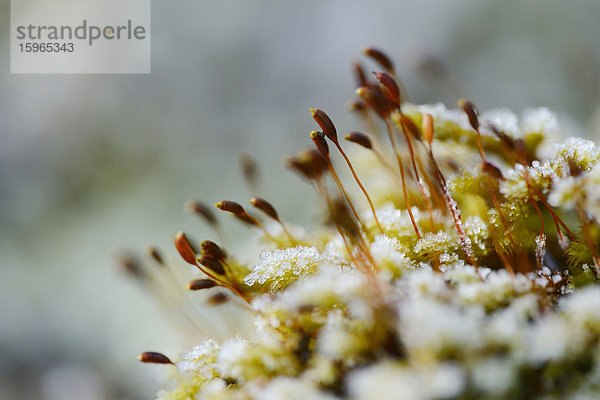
[244,245,347,290]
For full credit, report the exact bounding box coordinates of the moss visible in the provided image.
[131,48,600,400]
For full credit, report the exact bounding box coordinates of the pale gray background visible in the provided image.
[1,1,600,398]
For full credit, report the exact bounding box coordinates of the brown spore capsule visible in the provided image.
[399,114,420,141]
[344,131,373,149]
[458,99,479,131]
[200,240,225,260]
[186,201,217,225]
[356,87,392,118]
[250,197,279,220]
[311,130,330,157]
[363,47,395,74]
[352,61,368,87]
[347,100,368,113]
[215,200,245,215]
[327,198,360,238]
[311,108,338,143]
[374,72,400,107]
[286,149,329,181]
[286,157,312,180]
[207,292,228,305]
[174,231,197,266]
[138,352,174,365]
[187,279,218,290]
[146,246,164,265]
[198,254,226,275]
[482,161,504,180]
[240,153,259,188]
[119,254,147,280]
[422,114,435,144]
[298,149,329,178]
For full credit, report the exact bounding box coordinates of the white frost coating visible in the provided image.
[244,245,346,289]
[248,377,338,400]
[405,102,472,132]
[215,338,248,380]
[369,234,414,273]
[481,108,519,137]
[584,167,600,221]
[253,266,367,316]
[399,297,484,355]
[560,286,600,330]
[244,246,320,286]
[463,216,489,252]
[348,361,465,400]
[553,137,600,171]
[177,339,220,375]
[535,233,547,267]
[375,203,426,237]
[521,107,561,146]
[500,161,556,200]
[472,358,516,396]
[414,231,455,255]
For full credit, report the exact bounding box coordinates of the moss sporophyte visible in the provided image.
[124,48,600,399]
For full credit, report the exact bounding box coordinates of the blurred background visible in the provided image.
[1,0,600,398]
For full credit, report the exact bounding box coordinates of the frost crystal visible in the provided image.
[244,245,345,290]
